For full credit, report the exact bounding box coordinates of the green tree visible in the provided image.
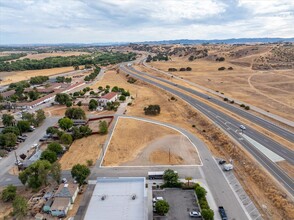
[77,101,82,106]
[1,185,17,202]
[13,195,28,219]
[40,150,57,163]
[144,105,161,115]
[163,169,179,187]
[50,162,61,184]
[71,164,90,185]
[88,99,98,111]
[60,133,73,145]
[65,107,86,119]
[66,101,73,107]
[58,117,73,131]
[47,142,63,154]
[2,126,20,136]
[21,112,36,126]
[119,95,126,101]
[155,200,169,215]
[17,120,30,133]
[99,121,108,135]
[18,160,52,189]
[2,114,15,127]
[46,126,58,135]
[185,176,192,187]
[28,90,40,100]
[0,133,17,148]
[35,109,46,126]
[201,209,214,220]
[55,93,71,105]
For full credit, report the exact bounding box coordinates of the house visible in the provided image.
[50,197,71,217]
[1,90,15,98]
[54,183,79,203]
[99,92,118,106]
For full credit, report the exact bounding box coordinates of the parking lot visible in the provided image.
[153,188,201,220]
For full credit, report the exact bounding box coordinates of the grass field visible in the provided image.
[150,57,294,121]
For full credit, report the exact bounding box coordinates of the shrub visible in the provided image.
[179,67,186,71]
[168,68,177,72]
[195,185,207,199]
[155,200,169,215]
[228,67,233,70]
[192,125,196,128]
[1,185,17,202]
[218,67,226,71]
[230,100,234,104]
[119,95,126,101]
[245,106,250,110]
[224,98,228,101]
[201,209,214,220]
[86,159,94,167]
[240,104,245,108]
[127,102,132,106]
[186,67,192,71]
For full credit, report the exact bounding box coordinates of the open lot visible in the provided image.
[19,51,90,60]
[153,188,200,220]
[150,57,294,121]
[103,118,201,166]
[59,134,106,170]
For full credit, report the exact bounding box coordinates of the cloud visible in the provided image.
[0,0,293,44]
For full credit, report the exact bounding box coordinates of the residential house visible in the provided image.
[99,92,118,106]
[42,198,53,213]
[54,183,79,204]
[50,197,71,217]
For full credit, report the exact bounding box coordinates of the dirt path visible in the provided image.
[248,73,294,109]
[121,134,200,166]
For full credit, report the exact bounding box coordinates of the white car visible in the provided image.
[240,125,246,130]
[152,197,164,203]
[189,211,201,217]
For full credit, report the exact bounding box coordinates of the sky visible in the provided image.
[0,0,294,44]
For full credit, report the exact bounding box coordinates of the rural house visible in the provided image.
[54,183,79,203]
[99,92,118,106]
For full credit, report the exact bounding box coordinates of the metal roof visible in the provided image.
[84,177,147,220]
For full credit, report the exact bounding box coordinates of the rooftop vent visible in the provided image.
[131,194,136,200]
[101,195,106,201]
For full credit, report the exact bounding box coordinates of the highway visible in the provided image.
[120,64,294,196]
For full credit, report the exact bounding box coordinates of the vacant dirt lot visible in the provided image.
[87,118,112,133]
[0,66,74,85]
[60,134,106,170]
[150,58,294,121]
[103,118,200,166]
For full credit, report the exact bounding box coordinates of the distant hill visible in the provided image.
[135,38,294,45]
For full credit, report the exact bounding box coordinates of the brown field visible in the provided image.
[59,134,106,170]
[19,51,90,60]
[0,66,75,85]
[103,118,200,166]
[150,57,294,121]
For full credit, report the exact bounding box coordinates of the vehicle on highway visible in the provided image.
[219,159,226,165]
[61,178,68,183]
[207,96,211,99]
[223,164,234,171]
[31,143,39,149]
[189,211,201,218]
[239,125,246,130]
[219,206,228,220]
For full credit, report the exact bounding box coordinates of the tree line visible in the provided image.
[0,52,136,72]
[0,53,27,62]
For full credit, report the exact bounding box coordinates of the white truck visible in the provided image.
[223,163,233,171]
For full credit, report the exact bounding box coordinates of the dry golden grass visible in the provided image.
[20,51,90,60]
[150,58,294,121]
[0,67,74,86]
[60,134,106,170]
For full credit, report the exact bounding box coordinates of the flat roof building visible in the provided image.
[84,177,147,220]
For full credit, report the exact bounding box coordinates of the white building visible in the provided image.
[99,92,118,106]
[84,177,147,220]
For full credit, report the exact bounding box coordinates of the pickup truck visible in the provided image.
[219,206,227,220]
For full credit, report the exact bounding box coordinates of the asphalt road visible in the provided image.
[120,65,294,196]
[0,117,59,186]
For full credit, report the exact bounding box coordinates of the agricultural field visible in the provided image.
[103,117,200,166]
[18,51,90,60]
